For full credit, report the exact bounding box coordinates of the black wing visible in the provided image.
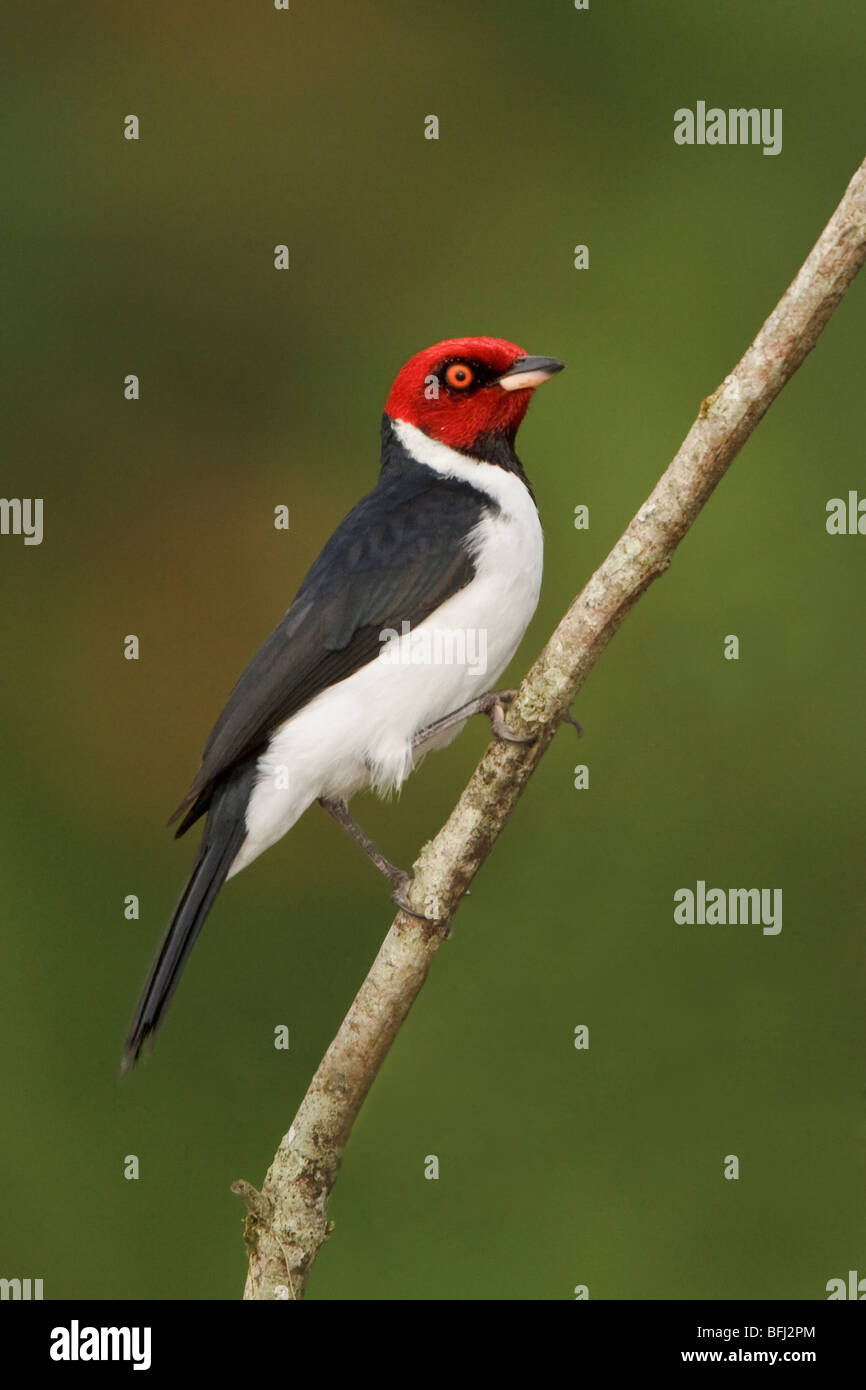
[170,461,490,835]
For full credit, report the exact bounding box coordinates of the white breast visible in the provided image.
[389,419,544,689]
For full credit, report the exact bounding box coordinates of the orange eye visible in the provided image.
[444,362,474,390]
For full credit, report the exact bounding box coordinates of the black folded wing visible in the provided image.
[170,461,490,835]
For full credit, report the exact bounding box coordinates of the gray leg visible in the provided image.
[413,689,583,749]
[317,797,437,922]
[412,688,533,748]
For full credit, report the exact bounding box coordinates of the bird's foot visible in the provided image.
[388,870,449,931]
[478,689,536,744]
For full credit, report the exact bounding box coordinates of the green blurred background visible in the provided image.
[2,1,863,1300]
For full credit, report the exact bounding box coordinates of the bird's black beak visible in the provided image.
[496,355,565,391]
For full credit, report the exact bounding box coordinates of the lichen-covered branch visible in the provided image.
[234,156,866,1300]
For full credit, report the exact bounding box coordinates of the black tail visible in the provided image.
[121,762,256,1074]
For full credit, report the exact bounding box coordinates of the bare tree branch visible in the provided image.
[234,156,866,1300]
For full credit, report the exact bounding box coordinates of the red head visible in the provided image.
[385,336,564,453]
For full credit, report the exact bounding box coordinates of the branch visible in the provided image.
[235,156,866,1299]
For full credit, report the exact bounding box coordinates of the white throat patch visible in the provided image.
[391,418,533,519]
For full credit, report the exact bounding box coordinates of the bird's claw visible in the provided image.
[390,873,450,931]
[477,689,535,744]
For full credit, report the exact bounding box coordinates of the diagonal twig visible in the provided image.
[234,156,866,1300]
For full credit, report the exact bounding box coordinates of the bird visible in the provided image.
[122,336,564,1072]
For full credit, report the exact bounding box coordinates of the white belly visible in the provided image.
[230,430,543,876]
